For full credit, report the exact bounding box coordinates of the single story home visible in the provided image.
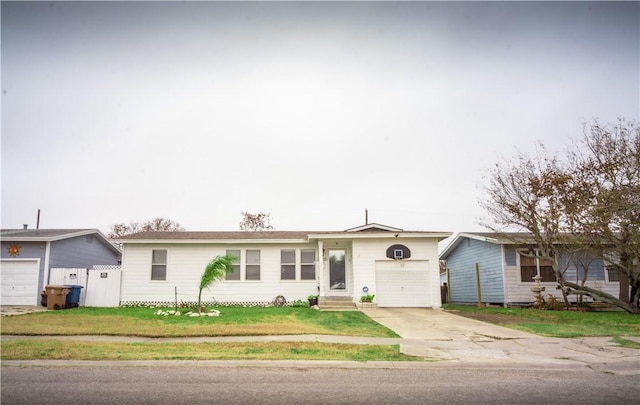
[439,232,620,306]
[1,228,122,305]
[116,223,451,308]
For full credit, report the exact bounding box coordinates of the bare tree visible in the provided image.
[239,211,274,231]
[567,120,640,309]
[481,122,640,313]
[107,217,185,238]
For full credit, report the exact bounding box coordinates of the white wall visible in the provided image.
[352,237,441,307]
[120,242,319,304]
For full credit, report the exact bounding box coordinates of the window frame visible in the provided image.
[280,249,296,280]
[300,249,316,280]
[151,249,167,281]
[245,249,261,281]
[225,249,241,281]
[519,253,555,283]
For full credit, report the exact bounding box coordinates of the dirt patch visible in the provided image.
[445,310,528,325]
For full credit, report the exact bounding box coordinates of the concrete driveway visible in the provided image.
[361,307,640,374]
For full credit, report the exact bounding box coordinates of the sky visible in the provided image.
[2,1,639,235]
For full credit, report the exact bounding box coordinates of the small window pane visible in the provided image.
[540,266,556,282]
[301,264,315,280]
[281,250,295,263]
[608,268,620,282]
[301,250,315,263]
[246,265,260,280]
[152,250,167,264]
[281,265,295,280]
[520,266,537,282]
[151,265,166,280]
[247,250,260,264]
[226,250,241,280]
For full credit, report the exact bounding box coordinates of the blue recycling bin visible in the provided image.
[64,285,83,308]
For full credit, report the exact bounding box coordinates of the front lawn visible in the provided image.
[444,304,640,338]
[0,306,414,361]
[0,306,398,338]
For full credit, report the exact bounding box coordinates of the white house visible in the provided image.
[116,223,451,308]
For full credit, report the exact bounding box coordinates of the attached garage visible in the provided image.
[1,259,40,305]
[375,260,432,307]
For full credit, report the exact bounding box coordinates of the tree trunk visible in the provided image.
[618,272,630,303]
[563,280,639,313]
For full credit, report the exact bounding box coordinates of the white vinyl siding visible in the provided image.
[351,238,440,308]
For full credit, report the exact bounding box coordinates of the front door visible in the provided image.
[328,249,346,292]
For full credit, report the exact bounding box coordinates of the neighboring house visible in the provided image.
[439,232,619,306]
[1,228,122,305]
[116,223,451,308]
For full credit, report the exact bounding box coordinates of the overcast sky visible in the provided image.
[2,1,638,235]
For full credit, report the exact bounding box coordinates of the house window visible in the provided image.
[607,266,621,282]
[281,250,296,280]
[301,249,316,280]
[225,249,241,280]
[520,254,555,282]
[151,250,167,281]
[246,250,261,280]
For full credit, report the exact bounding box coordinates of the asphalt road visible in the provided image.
[2,364,637,405]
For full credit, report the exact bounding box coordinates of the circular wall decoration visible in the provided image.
[7,243,21,257]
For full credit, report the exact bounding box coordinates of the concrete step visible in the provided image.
[319,296,356,310]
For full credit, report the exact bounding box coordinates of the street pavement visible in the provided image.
[1,306,639,375]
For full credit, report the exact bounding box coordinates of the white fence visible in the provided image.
[49,265,121,307]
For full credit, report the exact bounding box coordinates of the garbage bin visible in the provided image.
[64,285,83,308]
[45,285,70,310]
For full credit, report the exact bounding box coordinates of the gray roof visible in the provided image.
[1,228,121,254]
[116,231,332,241]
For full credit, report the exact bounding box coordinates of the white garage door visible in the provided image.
[375,260,431,307]
[1,259,40,305]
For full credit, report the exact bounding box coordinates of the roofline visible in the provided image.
[309,232,452,240]
[118,232,453,244]
[117,238,311,245]
[2,229,121,255]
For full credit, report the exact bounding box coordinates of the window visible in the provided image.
[246,250,261,280]
[607,266,621,282]
[225,249,241,280]
[281,250,296,280]
[301,249,316,280]
[151,250,167,280]
[520,254,555,282]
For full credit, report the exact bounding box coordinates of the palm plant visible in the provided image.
[198,255,236,313]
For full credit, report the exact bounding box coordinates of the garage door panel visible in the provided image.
[1,260,40,305]
[375,260,431,307]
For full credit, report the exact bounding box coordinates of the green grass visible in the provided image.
[443,304,640,337]
[1,306,398,338]
[0,340,419,362]
[0,306,416,361]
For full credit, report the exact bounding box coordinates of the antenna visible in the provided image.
[365,208,368,225]
[37,209,41,229]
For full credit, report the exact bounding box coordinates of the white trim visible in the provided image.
[344,223,403,233]
[43,241,51,288]
[309,232,451,240]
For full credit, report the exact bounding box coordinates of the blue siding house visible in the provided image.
[439,233,619,306]
[1,228,121,305]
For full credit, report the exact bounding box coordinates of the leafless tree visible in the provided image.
[481,120,640,313]
[107,217,185,238]
[239,211,274,231]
